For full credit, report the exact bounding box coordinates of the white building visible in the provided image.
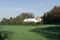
[23,16,43,24]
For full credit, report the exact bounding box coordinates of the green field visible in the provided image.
[0,25,60,40]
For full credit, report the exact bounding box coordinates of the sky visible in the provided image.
[0,0,60,19]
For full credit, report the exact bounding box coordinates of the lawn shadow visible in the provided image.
[0,31,14,40]
[29,25,60,40]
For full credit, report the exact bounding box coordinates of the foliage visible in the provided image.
[1,18,9,24]
[0,12,34,25]
[8,17,16,25]
[43,6,60,24]
[1,6,60,24]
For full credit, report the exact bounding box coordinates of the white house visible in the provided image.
[23,16,43,24]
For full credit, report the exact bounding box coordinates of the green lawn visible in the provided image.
[0,25,59,40]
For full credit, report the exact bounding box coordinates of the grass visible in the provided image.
[0,25,59,40]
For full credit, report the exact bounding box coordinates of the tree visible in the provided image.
[18,12,34,19]
[43,6,60,24]
[1,18,9,24]
[15,12,34,24]
[8,17,16,24]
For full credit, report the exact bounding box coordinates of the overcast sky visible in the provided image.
[0,0,60,19]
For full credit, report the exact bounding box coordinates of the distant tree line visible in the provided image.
[43,6,60,24]
[0,6,60,25]
[0,13,34,25]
